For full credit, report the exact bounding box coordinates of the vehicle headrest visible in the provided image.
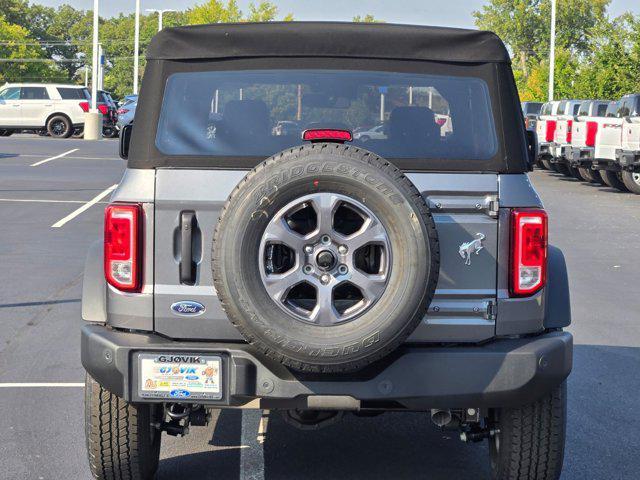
[388,106,438,140]
[222,100,270,137]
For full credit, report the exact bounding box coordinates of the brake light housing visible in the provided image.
[585,121,598,147]
[510,209,547,296]
[566,120,573,143]
[98,104,108,115]
[79,101,90,112]
[545,120,557,142]
[104,204,142,292]
[303,129,352,143]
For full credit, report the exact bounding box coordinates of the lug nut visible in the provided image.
[338,245,348,255]
[303,265,313,275]
[304,245,314,254]
[320,274,331,284]
[337,264,348,275]
[321,235,331,245]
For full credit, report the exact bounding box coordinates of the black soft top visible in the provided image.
[146,21,511,64]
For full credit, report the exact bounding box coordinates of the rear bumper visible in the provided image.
[551,144,571,163]
[568,146,594,166]
[81,325,573,409]
[616,149,640,171]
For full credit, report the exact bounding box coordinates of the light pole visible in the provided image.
[548,0,556,101]
[147,8,175,31]
[85,0,102,140]
[133,0,140,95]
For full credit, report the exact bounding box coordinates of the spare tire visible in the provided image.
[212,143,439,372]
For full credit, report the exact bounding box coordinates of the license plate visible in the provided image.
[138,353,222,401]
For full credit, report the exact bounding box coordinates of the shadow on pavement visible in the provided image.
[156,344,640,480]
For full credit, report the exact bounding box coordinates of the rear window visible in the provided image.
[57,87,89,100]
[155,69,498,161]
[577,102,590,117]
[605,102,619,117]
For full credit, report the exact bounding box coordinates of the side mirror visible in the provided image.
[119,123,133,160]
[525,129,537,172]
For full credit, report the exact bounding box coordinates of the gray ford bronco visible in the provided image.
[82,22,572,480]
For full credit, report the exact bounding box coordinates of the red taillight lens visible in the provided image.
[545,120,557,142]
[586,121,598,147]
[303,129,353,142]
[104,204,142,292]
[79,101,90,112]
[117,108,129,115]
[511,209,547,296]
[566,120,573,143]
[435,117,447,126]
[98,104,108,115]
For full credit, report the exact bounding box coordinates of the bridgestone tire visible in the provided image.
[85,374,162,480]
[212,143,439,372]
[47,114,73,138]
[600,170,628,192]
[489,382,567,480]
[621,171,640,195]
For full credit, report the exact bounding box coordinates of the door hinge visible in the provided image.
[486,301,497,321]
[486,196,499,218]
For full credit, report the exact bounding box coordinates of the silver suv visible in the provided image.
[81,23,572,480]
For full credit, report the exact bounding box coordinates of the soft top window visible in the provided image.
[155,69,497,162]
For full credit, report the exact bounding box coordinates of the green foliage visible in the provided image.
[474,0,640,102]
[353,15,382,23]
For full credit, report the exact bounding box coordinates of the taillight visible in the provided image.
[104,204,142,292]
[511,209,547,296]
[545,120,557,142]
[435,117,447,126]
[117,108,129,115]
[303,129,352,142]
[566,120,573,143]
[586,121,598,147]
[98,104,108,115]
[79,101,90,112]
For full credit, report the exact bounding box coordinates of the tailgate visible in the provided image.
[153,170,499,343]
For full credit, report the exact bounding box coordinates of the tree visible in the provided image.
[353,15,382,23]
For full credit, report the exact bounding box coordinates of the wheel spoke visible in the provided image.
[345,219,387,250]
[310,194,338,234]
[349,269,387,303]
[263,217,307,252]
[262,268,306,302]
[311,285,342,325]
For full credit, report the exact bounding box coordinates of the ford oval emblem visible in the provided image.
[171,301,206,317]
[170,389,191,398]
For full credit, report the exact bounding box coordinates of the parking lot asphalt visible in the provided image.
[0,135,639,479]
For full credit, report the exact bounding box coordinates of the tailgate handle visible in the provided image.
[179,211,196,285]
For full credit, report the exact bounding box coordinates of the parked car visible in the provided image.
[521,101,542,130]
[353,124,386,141]
[116,95,137,130]
[0,83,89,138]
[272,120,302,137]
[566,100,611,182]
[547,99,583,175]
[72,90,119,139]
[82,22,571,480]
[615,93,640,194]
[535,100,563,168]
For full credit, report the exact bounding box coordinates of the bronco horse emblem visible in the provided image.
[458,233,486,266]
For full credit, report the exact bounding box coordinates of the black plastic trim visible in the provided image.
[544,246,571,329]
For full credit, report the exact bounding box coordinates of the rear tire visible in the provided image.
[577,167,601,183]
[541,158,554,171]
[554,163,571,177]
[600,170,628,192]
[489,382,567,480]
[72,126,85,139]
[567,166,581,179]
[0,129,12,137]
[85,374,162,480]
[47,114,73,138]
[621,171,640,195]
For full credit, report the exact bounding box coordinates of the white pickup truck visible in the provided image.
[615,93,640,194]
[549,99,585,176]
[535,100,562,169]
[569,101,619,185]
[565,100,611,182]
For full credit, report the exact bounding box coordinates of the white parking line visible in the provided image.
[51,184,117,228]
[0,383,83,388]
[0,198,109,204]
[30,148,79,167]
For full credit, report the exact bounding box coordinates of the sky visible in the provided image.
[30,0,640,28]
